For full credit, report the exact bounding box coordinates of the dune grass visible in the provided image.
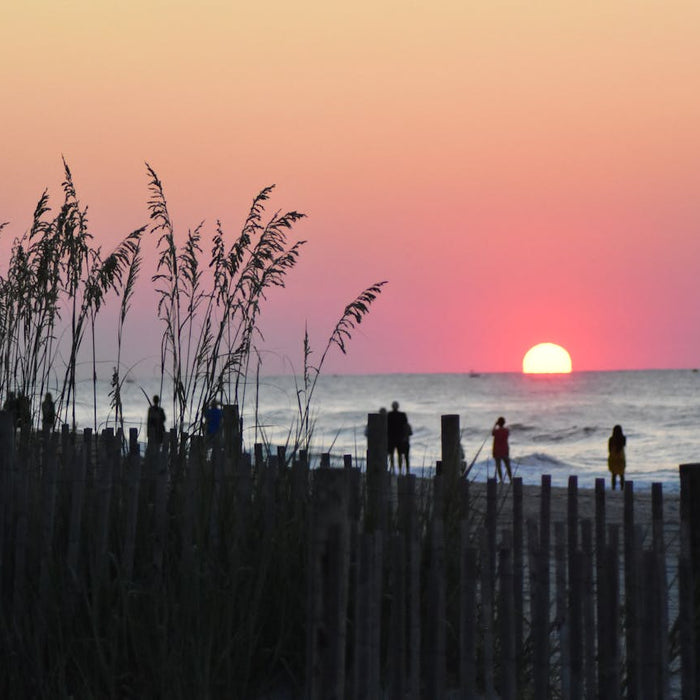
[0,163,387,697]
[0,162,385,456]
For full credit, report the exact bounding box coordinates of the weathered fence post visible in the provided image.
[555,521,570,698]
[61,422,72,468]
[152,439,170,575]
[460,520,477,698]
[388,533,407,699]
[481,526,496,699]
[67,432,88,580]
[580,519,596,699]
[94,428,116,595]
[527,517,547,699]
[679,515,697,699]
[623,480,641,699]
[306,468,351,700]
[254,443,264,470]
[640,547,660,699]
[346,462,362,525]
[182,436,203,577]
[12,429,30,622]
[277,445,287,472]
[512,477,524,689]
[602,525,621,698]
[680,462,700,699]
[354,531,382,699]
[39,431,59,607]
[567,475,578,577]
[570,546,583,700]
[486,477,497,589]
[160,427,175,484]
[366,412,388,533]
[595,477,606,697]
[540,474,551,697]
[499,530,516,700]
[222,404,242,470]
[122,427,141,582]
[292,446,308,488]
[397,475,421,700]
[652,482,670,698]
[0,411,14,605]
[440,414,462,490]
[567,474,582,699]
[263,452,279,535]
[290,451,307,525]
[207,428,226,553]
[427,517,446,698]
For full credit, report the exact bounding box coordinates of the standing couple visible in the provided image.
[387,401,412,474]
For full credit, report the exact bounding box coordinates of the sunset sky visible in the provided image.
[2,1,700,374]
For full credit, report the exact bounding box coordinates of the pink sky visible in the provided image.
[2,1,700,374]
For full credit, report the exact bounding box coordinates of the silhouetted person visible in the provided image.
[147,395,166,446]
[204,399,223,439]
[608,424,626,490]
[492,416,512,483]
[387,401,412,474]
[42,393,56,431]
[3,391,19,428]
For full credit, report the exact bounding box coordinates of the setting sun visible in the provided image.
[522,343,573,374]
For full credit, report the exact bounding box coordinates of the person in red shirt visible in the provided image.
[492,416,512,483]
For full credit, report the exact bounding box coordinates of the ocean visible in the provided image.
[70,369,700,492]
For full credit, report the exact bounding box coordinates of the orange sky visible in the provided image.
[2,1,700,374]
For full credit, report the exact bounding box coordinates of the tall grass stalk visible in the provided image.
[147,167,305,439]
[291,282,386,459]
[0,162,145,433]
[110,234,143,434]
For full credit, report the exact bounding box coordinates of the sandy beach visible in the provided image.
[464,478,681,559]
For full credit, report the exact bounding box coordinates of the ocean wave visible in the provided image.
[508,422,534,432]
[530,426,601,443]
[512,452,572,469]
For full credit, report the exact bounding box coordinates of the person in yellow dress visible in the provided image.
[607,424,626,490]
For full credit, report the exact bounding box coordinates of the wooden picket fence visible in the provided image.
[0,408,698,698]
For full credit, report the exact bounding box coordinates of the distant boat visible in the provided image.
[469,371,480,378]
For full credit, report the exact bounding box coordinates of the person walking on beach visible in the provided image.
[492,416,512,483]
[608,424,626,490]
[204,399,223,439]
[3,391,19,428]
[41,393,56,431]
[147,395,166,446]
[387,401,412,474]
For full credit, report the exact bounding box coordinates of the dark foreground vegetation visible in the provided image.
[0,163,388,697]
[0,413,697,698]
